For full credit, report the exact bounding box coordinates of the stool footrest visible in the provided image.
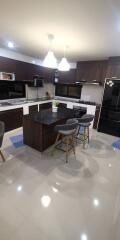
[55,141,74,152]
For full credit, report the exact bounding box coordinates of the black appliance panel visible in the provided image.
[55,84,82,99]
[102,79,120,110]
[98,79,120,137]
[68,86,82,99]
[0,80,26,100]
[100,108,120,121]
[98,117,120,137]
[55,84,68,97]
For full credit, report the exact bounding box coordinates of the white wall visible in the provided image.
[26,83,55,99]
[26,83,104,104]
[81,84,104,104]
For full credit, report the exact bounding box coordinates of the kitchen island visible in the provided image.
[23,108,74,152]
[0,98,96,132]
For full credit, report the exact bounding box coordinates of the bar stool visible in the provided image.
[54,119,78,163]
[77,114,94,148]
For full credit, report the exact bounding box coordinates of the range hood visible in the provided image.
[75,80,101,85]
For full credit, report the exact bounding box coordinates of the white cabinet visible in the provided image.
[23,106,29,115]
[67,102,73,109]
[54,100,96,128]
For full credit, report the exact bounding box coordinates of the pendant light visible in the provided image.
[58,46,70,71]
[43,34,57,69]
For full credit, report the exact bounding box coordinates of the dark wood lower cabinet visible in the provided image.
[39,102,52,111]
[0,108,23,132]
[29,105,38,114]
[23,109,73,152]
[93,105,101,129]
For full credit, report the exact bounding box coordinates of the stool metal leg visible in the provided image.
[83,127,86,149]
[88,127,89,144]
[51,133,60,155]
[66,136,69,163]
[55,133,60,147]
[72,134,76,155]
[0,150,5,162]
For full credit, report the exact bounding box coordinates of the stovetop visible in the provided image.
[78,100,96,105]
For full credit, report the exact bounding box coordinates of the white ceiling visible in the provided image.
[1,0,120,61]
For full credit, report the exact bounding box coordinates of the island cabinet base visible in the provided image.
[23,118,43,151]
[23,108,74,152]
[23,117,65,152]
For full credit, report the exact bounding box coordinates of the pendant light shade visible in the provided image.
[43,34,70,70]
[58,57,70,71]
[43,50,57,68]
[43,34,57,69]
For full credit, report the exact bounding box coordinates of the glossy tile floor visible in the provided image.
[0,128,120,240]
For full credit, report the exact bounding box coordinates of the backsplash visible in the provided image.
[26,83,104,104]
[26,83,55,99]
[81,85,104,104]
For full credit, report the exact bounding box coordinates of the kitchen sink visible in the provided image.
[0,102,12,106]
[0,98,52,107]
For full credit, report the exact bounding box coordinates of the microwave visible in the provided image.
[0,72,15,81]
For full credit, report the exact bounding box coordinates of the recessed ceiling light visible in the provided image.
[7,41,14,49]
[17,185,22,192]
[56,182,60,186]
[93,198,100,207]
[41,195,51,208]
[52,187,58,193]
[81,233,88,240]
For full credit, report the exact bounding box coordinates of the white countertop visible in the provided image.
[0,98,97,128]
[0,99,52,112]
[0,99,97,119]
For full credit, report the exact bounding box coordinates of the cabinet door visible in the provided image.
[93,105,101,129]
[58,69,77,84]
[29,105,38,114]
[41,67,55,83]
[39,102,52,111]
[77,61,107,84]
[78,61,103,82]
[106,61,120,78]
[77,62,93,82]
[0,108,23,132]
[102,79,120,109]
[95,61,108,84]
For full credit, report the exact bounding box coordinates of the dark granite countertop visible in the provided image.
[24,108,74,126]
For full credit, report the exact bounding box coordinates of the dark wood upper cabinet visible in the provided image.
[0,56,76,84]
[106,57,120,79]
[0,56,42,81]
[58,69,77,83]
[41,67,55,83]
[0,56,55,82]
[77,60,108,84]
[2,55,120,85]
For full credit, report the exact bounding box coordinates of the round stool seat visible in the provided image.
[59,129,76,135]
